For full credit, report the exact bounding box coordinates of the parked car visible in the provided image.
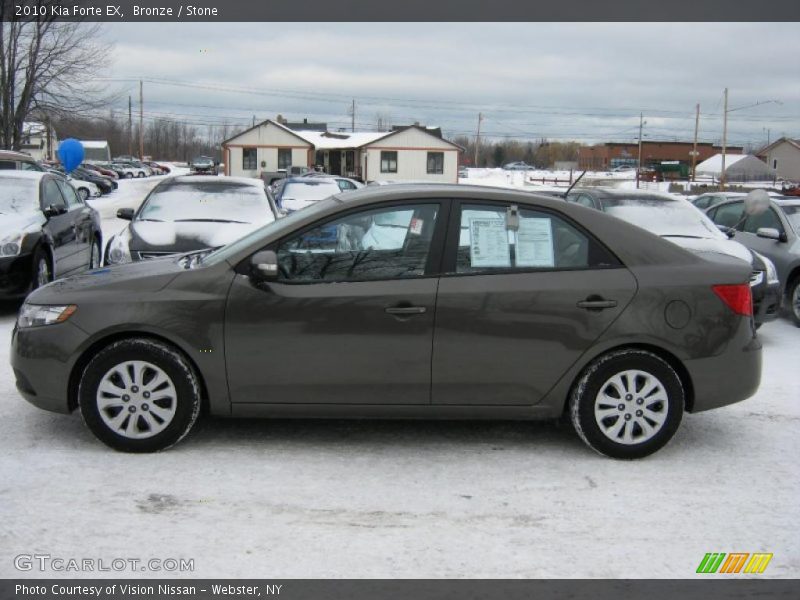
[691,191,746,211]
[145,161,170,175]
[298,172,364,192]
[190,156,217,175]
[111,162,148,179]
[704,194,800,326]
[105,176,278,265]
[273,178,341,212]
[260,165,312,186]
[70,166,116,194]
[0,171,101,296]
[46,167,102,200]
[82,162,119,180]
[12,185,761,456]
[0,150,46,172]
[565,188,781,328]
[503,161,535,171]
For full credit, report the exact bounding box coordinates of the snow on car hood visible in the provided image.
[0,210,45,236]
[129,220,265,253]
[662,236,752,264]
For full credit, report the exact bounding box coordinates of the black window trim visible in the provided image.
[440,198,624,278]
[380,151,398,174]
[238,198,452,284]
[242,147,258,171]
[426,151,444,175]
[277,148,292,170]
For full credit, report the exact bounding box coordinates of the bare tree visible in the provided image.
[0,1,114,150]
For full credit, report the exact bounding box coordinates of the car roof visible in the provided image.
[164,175,264,187]
[570,187,680,201]
[774,197,800,208]
[0,150,38,162]
[283,177,340,185]
[0,170,47,181]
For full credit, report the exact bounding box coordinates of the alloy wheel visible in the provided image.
[593,369,669,445]
[96,361,177,440]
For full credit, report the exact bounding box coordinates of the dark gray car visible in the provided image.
[11,185,761,458]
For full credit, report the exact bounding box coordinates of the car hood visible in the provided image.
[0,210,45,235]
[128,220,266,254]
[28,255,185,304]
[661,236,752,264]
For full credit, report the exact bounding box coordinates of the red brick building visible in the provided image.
[578,141,743,170]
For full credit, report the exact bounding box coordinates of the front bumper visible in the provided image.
[0,254,34,298]
[10,319,89,414]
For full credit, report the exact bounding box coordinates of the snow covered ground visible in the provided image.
[0,168,797,579]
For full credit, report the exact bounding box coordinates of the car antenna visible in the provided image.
[563,170,587,198]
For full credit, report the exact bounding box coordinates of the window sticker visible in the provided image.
[469,218,511,268]
[409,217,424,236]
[516,217,555,267]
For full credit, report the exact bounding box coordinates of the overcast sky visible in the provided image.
[102,22,799,147]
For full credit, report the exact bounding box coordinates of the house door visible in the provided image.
[329,151,342,176]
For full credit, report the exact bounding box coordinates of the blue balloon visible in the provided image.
[57,138,85,173]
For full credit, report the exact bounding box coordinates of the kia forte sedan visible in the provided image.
[11,185,761,458]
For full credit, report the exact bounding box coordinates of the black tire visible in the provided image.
[89,238,101,269]
[569,349,684,459]
[30,245,53,290]
[125,172,133,179]
[137,171,145,178]
[788,277,800,328]
[78,338,202,452]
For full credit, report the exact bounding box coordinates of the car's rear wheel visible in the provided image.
[125,172,133,179]
[78,338,202,452]
[788,277,800,327]
[137,171,145,178]
[569,349,684,459]
[31,246,52,290]
[89,239,101,269]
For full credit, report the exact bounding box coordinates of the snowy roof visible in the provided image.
[22,121,47,135]
[294,130,388,149]
[695,153,748,173]
[80,140,109,149]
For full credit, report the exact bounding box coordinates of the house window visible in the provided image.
[242,148,257,170]
[773,159,778,169]
[380,151,398,173]
[427,152,444,174]
[278,148,292,170]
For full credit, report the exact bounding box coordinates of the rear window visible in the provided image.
[138,182,273,224]
[281,181,340,202]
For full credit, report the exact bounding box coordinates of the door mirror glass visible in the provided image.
[116,208,135,220]
[756,227,785,242]
[250,250,279,282]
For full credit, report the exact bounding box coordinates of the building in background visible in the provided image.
[80,140,112,162]
[756,137,800,181]
[222,119,462,183]
[578,141,743,171]
[694,154,776,182]
[19,122,58,161]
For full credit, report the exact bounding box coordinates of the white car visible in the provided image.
[66,177,101,200]
[112,163,149,179]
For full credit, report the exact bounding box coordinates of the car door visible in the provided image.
[737,205,788,266]
[224,201,446,405]
[39,176,83,277]
[55,178,94,271]
[432,200,637,406]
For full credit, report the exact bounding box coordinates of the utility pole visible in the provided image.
[720,87,728,191]
[691,103,700,182]
[351,99,356,132]
[636,112,644,189]
[44,114,52,161]
[474,112,483,167]
[128,96,133,156]
[138,80,144,160]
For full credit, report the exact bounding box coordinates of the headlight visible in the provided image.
[106,234,132,264]
[0,232,24,257]
[753,251,779,285]
[17,304,77,328]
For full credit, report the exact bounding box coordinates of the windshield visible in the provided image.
[281,181,340,202]
[138,182,274,224]
[0,178,37,214]
[203,196,338,266]
[602,196,724,239]
[779,205,800,233]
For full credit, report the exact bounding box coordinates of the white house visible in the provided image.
[80,140,112,162]
[695,153,776,182]
[20,121,58,161]
[221,120,462,183]
[757,137,800,181]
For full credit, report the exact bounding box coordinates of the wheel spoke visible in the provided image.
[107,410,128,431]
[604,416,625,439]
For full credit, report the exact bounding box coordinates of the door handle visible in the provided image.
[385,306,427,315]
[577,297,618,311]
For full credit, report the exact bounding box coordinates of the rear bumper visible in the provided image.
[684,319,762,413]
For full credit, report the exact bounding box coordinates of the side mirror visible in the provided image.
[250,250,279,282]
[43,204,67,218]
[117,208,135,220]
[756,227,787,242]
[716,224,736,238]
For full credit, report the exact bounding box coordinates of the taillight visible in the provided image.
[712,284,753,316]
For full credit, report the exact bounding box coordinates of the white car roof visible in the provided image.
[0,170,47,181]
[170,175,262,186]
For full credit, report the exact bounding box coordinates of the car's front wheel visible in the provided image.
[78,338,202,452]
[125,172,133,179]
[569,349,684,459]
[30,246,52,290]
[788,277,800,327]
[89,239,101,269]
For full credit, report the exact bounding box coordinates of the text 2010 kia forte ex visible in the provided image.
[11,185,761,458]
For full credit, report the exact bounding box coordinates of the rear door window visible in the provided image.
[708,201,745,230]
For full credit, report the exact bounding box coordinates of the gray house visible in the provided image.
[757,137,800,181]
